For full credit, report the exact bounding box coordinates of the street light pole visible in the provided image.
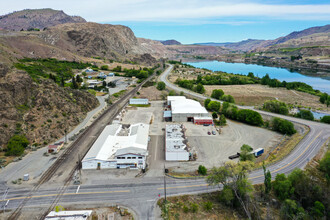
[164,164,167,202]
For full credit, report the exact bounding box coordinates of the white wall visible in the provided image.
[116,153,146,169]
[166,151,189,161]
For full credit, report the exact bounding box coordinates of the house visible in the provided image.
[47,142,64,153]
[108,72,115,77]
[98,72,107,79]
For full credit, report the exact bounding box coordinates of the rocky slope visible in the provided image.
[0,9,86,31]
[0,65,99,147]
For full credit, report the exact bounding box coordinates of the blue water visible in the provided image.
[311,111,329,120]
[186,61,330,94]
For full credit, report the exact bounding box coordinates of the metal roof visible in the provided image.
[171,99,208,114]
[163,111,172,117]
[165,124,188,152]
[82,123,149,162]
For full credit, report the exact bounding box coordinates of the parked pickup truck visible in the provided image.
[228,152,240,160]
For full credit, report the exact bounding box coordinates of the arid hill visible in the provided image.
[0,8,86,31]
[0,65,99,147]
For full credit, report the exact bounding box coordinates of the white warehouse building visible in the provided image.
[165,124,189,161]
[168,96,210,122]
[82,123,149,170]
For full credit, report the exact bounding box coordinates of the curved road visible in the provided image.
[1,65,330,219]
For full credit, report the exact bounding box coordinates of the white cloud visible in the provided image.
[2,0,330,23]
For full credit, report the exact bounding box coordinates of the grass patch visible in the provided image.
[129,104,151,107]
[112,90,126,98]
[256,126,309,168]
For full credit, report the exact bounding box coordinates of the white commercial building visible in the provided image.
[82,123,149,170]
[168,96,210,122]
[165,124,189,161]
[129,98,149,105]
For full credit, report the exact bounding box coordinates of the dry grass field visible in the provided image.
[204,84,329,111]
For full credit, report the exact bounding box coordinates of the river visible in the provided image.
[186,61,330,94]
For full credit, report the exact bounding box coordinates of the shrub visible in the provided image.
[207,101,221,112]
[198,165,207,175]
[272,117,296,135]
[263,100,289,115]
[212,112,218,119]
[190,203,198,213]
[183,205,189,213]
[100,65,109,70]
[203,201,213,211]
[156,82,166,90]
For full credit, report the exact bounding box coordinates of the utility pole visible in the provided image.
[163,164,167,202]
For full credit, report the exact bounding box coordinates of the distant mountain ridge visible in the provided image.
[194,24,330,52]
[0,8,86,31]
[159,39,181,45]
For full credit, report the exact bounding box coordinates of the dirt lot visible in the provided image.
[136,85,166,101]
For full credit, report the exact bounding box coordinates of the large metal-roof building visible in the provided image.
[82,123,149,170]
[166,96,212,124]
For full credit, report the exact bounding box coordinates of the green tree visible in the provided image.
[219,185,235,206]
[156,82,166,90]
[137,70,149,79]
[320,115,330,124]
[207,161,254,219]
[195,83,205,94]
[207,101,221,112]
[239,144,255,162]
[311,201,325,218]
[319,93,328,104]
[221,95,235,103]
[296,109,314,121]
[76,74,83,83]
[273,173,294,201]
[211,89,224,100]
[263,164,272,195]
[319,151,330,182]
[71,76,78,89]
[212,112,218,119]
[5,135,29,156]
[219,114,227,126]
[198,165,207,175]
[280,199,305,220]
[204,99,211,109]
[100,65,109,70]
[247,72,254,78]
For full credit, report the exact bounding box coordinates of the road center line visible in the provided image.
[0,190,130,202]
[249,131,322,180]
[157,184,208,190]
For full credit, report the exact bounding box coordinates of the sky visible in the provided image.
[2,0,330,44]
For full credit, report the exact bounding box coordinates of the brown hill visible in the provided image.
[0,65,99,147]
[0,8,86,31]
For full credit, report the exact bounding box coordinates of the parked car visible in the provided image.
[212,131,216,135]
[207,131,211,135]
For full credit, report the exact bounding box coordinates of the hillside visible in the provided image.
[0,9,86,31]
[0,64,99,147]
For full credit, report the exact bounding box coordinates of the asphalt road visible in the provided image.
[1,65,330,220]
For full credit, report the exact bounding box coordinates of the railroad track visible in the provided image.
[8,74,155,220]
